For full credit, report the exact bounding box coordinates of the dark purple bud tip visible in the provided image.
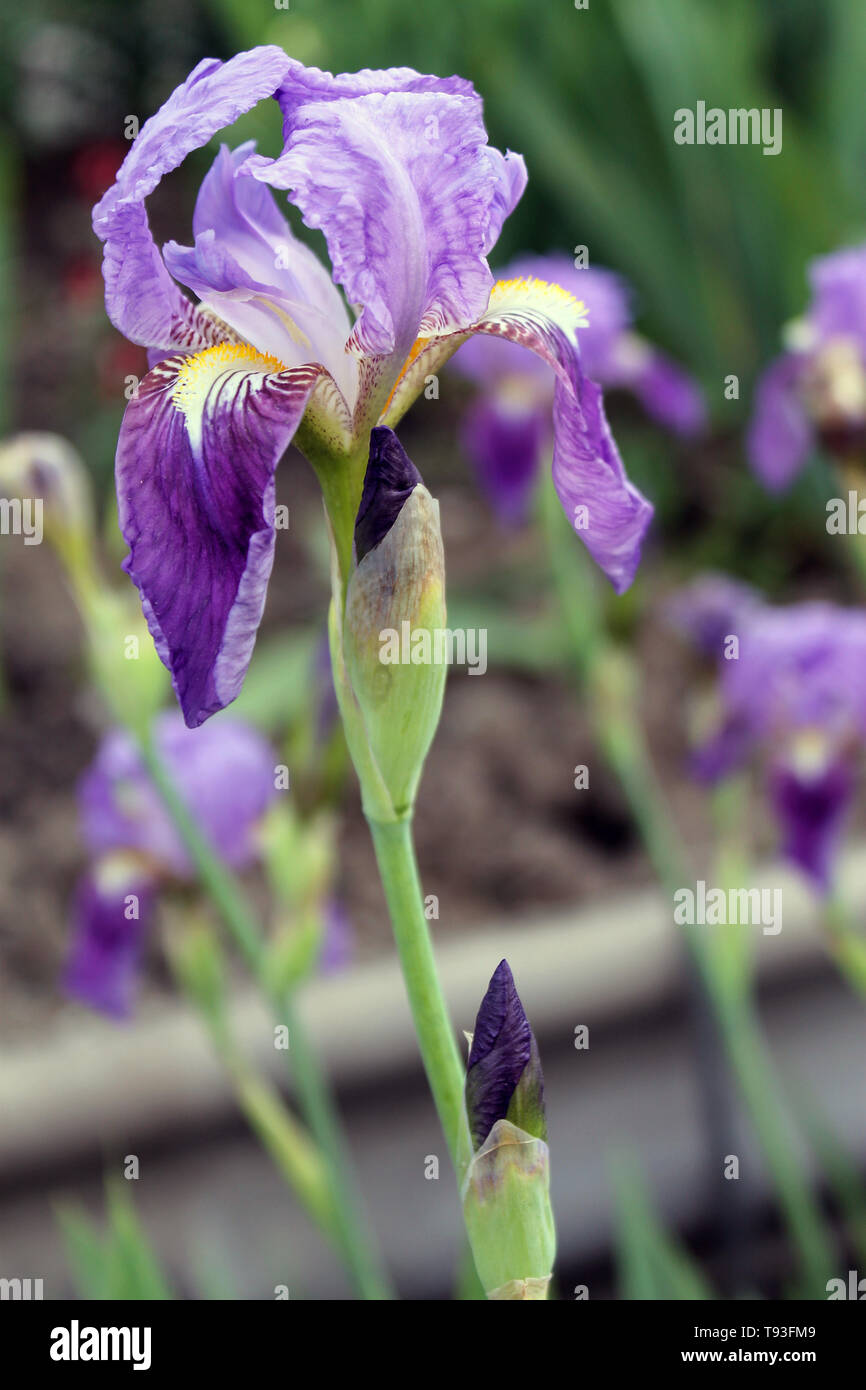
[354,427,424,563]
[465,959,546,1151]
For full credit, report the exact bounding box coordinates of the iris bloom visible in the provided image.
[453,252,704,523]
[672,578,866,889]
[93,48,652,728]
[66,711,277,1016]
[748,243,866,490]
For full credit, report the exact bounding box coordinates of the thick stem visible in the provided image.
[368,815,471,1176]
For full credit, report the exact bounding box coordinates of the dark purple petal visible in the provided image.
[770,759,853,892]
[116,351,325,726]
[466,960,542,1151]
[254,76,526,360]
[93,47,291,352]
[747,353,813,491]
[80,711,278,877]
[354,427,423,561]
[460,395,548,525]
[65,867,155,1019]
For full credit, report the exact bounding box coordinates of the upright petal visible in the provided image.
[92,47,291,351]
[254,79,526,361]
[116,346,326,726]
[747,353,813,491]
[163,143,356,400]
[275,59,477,128]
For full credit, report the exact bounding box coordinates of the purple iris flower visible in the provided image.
[93,49,652,728]
[453,252,705,523]
[748,243,866,490]
[66,711,278,1017]
[465,960,546,1152]
[672,580,866,890]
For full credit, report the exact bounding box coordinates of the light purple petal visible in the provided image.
[163,143,356,399]
[65,867,155,1019]
[274,59,477,128]
[116,350,325,726]
[465,279,653,592]
[80,712,278,877]
[808,244,866,346]
[92,47,291,351]
[747,353,813,491]
[455,254,706,441]
[453,257,629,387]
[254,77,526,360]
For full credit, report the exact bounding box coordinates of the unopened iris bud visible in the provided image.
[0,432,94,564]
[339,427,447,819]
[462,960,555,1300]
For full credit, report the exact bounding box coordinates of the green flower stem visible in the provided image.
[137,730,392,1301]
[823,893,866,996]
[169,935,335,1237]
[541,476,834,1293]
[368,815,471,1177]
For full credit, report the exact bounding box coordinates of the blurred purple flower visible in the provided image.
[666,571,761,659]
[748,243,866,490]
[93,51,652,729]
[66,711,278,1017]
[673,581,866,889]
[465,960,546,1151]
[453,252,705,524]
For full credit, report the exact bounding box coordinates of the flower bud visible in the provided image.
[340,427,447,819]
[462,960,555,1299]
[0,432,93,538]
